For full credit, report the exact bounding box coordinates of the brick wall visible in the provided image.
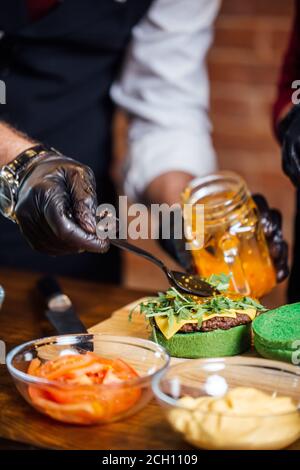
[116,0,295,306]
[210,1,294,211]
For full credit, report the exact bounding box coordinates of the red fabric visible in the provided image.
[273,0,300,135]
[26,0,59,21]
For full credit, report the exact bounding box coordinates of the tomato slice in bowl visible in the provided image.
[30,353,110,381]
[28,387,108,424]
[111,358,139,381]
[27,353,141,424]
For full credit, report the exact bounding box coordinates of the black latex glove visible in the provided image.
[278,104,300,186]
[159,195,289,283]
[252,194,289,283]
[15,151,109,255]
[158,207,194,273]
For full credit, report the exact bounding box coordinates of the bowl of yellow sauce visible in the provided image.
[152,357,300,450]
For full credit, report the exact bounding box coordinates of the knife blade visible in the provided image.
[37,276,88,335]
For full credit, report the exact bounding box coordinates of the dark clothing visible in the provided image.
[273,1,300,129]
[26,0,59,21]
[0,0,152,282]
[288,190,300,302]
[273,0,300,301]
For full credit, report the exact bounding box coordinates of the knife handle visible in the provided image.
[37,276,63,303]
[37,276,88,336]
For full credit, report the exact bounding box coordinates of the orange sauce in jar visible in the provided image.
[182,173,276,298]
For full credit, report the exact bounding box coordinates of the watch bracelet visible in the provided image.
[4,144,54,182]
[0,144,62,221]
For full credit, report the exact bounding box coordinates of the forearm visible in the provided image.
[143,171,194,205]
[0,122,37,165]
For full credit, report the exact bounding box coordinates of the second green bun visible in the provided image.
[252,303,300,364]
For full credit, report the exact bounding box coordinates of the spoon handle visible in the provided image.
[97,209,167,272]
[110,238,166,271]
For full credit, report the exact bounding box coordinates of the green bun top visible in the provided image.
[151,324,252,359]
[252,303,300,352]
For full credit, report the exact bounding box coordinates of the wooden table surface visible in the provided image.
[0,269,191,450]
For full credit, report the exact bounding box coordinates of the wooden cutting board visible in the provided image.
[88,297,149,338]
[88,298,189,366]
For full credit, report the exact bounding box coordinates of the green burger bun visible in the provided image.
[151,324,252,359]
[252,303,300,364]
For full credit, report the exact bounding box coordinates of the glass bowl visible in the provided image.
[0,285,4,309]
[152,357,300,450]
[7,334,170,425]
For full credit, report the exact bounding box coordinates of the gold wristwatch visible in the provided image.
[0,144,53,221]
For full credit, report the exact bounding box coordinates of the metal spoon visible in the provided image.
[96,208,218,297]
[110,238,218,297]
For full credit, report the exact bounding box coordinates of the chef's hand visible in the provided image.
[144,171,195,271]
[278,104,300,186]
[15,151,109,255]
[252,194,289,283]
[159,194,289,283]
[158,206,195,272]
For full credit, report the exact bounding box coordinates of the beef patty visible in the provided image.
[179,313,251,333]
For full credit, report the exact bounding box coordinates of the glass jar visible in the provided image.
[182,171,276,298]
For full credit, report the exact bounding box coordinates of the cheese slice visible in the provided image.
[154,308,257,340]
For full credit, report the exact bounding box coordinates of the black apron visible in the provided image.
[0,0,153,282]
[288,189,300,302]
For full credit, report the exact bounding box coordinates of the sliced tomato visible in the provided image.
[95,387,140,420]
[27,353,141,424]
[102,369,123,385]
[61,362,110,381]
[112,358,139,381]
[35,353,105,380]
[27,357,42,376]
[29,383,141,424]
[28,386,106,424]
[41,385,101,404]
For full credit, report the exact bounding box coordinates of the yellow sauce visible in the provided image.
[168,387,300,450]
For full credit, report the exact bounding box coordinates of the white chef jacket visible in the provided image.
[111,0,221,200]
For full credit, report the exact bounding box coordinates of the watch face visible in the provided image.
[0,176,14,217]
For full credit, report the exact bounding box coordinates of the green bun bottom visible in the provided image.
[253,335,293,363]
[151,324,252,359]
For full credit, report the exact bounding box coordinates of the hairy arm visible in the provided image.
[0,122,37,165]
